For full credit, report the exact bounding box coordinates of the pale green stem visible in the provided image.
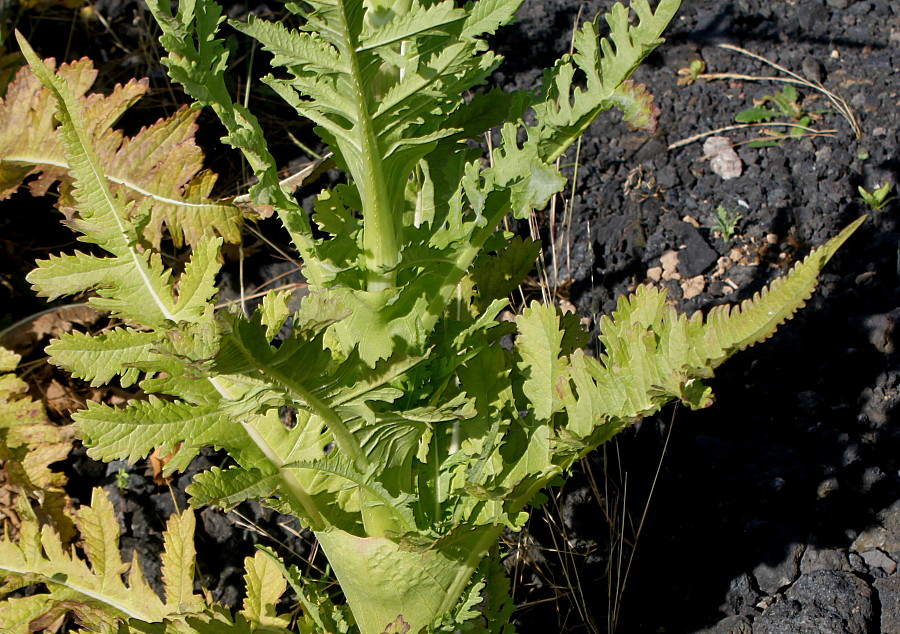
[337,3,399,291]
[252,364,368,471]
[436,525,507,616]
[208,376,326,531]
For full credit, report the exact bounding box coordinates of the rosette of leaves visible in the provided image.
[6,0,864,631]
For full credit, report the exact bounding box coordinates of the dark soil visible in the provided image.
[1,1,898,633]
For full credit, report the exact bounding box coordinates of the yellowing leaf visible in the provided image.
[0,486,304,633]
[0,346,73,497]
[161,508,204,613]
[0,489,168,630]
[241,550,291,630]
[0,56,246,247]
[515,303,570,420]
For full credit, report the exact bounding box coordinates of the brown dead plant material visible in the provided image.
[670,42,861,151]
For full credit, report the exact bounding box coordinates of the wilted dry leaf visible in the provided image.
[0,304,102,354]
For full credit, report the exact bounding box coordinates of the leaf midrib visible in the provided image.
[3,155,233,209]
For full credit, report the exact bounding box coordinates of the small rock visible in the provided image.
[723,573,762,616]
[754,571,874,634]
[727,265,757,288]
[849,552,870,576]
[848,1,872,16]
[682,275,705,299]
[715,256,731,276]
[662,278,683,301]
[817,477,839,499]
[704,136,743,180]
[852,500,900,555]
[800,545,851,574]
[672,221,718,278]
[841,443,861,468]
[802,57,824,83]
[859,549,897,575]
[201,507,236,544]
[129,506,152,541]
[861,466,886,492]
[216,566,244,606]
[753,541,805,595]
[862,308,900,355]
[826,0,849,8]
[646,266,663,282]
[660,250,680,280]
[858,370,900,428]
[874,576,900,634]
[656,164,678,189]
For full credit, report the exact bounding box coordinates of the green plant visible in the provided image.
[713,205,743,242]
[734,84,827,147]
[0,0,865,632]
[858,182,894,211]
[676,58,705,86]
[114,467,129,491]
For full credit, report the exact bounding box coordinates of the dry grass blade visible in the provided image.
[698,43,861,139]
[669,122,838,151]
[609,408,677,631]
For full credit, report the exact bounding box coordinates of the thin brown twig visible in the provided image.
[669,121,837,150]
[703,43,861,139]
[233,153,335,205]
[214,282,306,310]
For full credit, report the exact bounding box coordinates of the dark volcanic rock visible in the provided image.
[750,533,804,596]
[669,219,719,278]
[695,614,754,634]
[752,571,874,634]
[722,573,762,617]
[852,500,900,556]
[874,575,900,634]
[799,545,851,575]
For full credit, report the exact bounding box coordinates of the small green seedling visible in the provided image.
[114,467,129,491]
[735,85,826,146]
[714,205,743,242]
[677,58,705,86]
[858,182,894,211]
